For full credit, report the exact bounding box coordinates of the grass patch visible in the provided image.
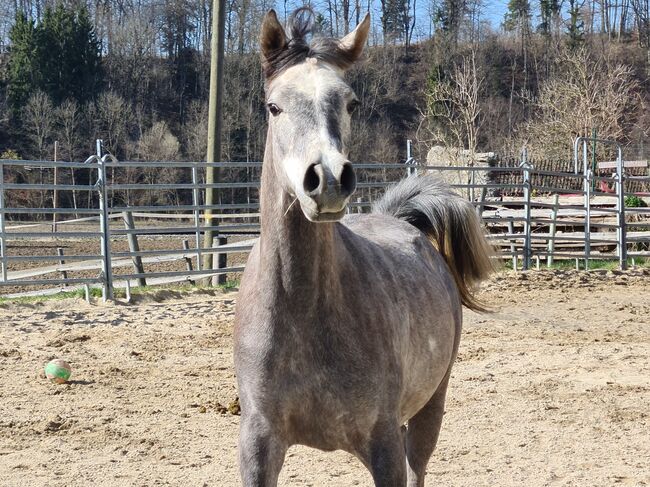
[0,279,240,306]
[0,287,103,305]
[501,257,649,271]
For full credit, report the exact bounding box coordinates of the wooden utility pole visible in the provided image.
[53,141,58,233]
[202,0,227,282]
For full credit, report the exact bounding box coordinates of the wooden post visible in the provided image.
[53,141,58,233]
[211,236,227,286]
[57,247,68,285]
[182,239,195,285]
[547,193,560,268]
[123,211,146,287]
[202,0,227,274]
[477,186,487,218]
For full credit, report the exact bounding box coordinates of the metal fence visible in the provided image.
[0,139,648,299]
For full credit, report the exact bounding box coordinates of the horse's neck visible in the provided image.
[259,142,339,299]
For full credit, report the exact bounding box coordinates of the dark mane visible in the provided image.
[263,7,357,80]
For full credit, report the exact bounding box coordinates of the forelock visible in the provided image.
[263,7,357,81]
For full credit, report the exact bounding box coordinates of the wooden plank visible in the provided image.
[597,160,648,169]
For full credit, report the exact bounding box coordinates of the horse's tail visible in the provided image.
[372,174,495,312]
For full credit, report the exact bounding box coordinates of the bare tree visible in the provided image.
[55,99,82,212]
[417,49,485,157]
[23,91,54,160]
[97,91,134,157]
[524,48,642,158]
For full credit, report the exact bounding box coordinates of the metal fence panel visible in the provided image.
[1,139,648,298]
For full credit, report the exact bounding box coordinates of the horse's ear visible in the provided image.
[260,10,288,63]
[339,13,370,64]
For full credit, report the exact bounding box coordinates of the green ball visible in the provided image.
[45,359,72,384]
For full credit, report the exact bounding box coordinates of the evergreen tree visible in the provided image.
[35,5,102,105]
[539,0,560,36]
[567,0,586,49]
[6,5,102,111]
[503,0,532,32]
[434,0,466,43]
[7,13,36,111]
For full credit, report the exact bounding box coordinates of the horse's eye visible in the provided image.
[267,103,282,117]
[347,99,360,114]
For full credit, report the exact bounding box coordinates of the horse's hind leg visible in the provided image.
[239,414,287,486]
[405,374,451,487]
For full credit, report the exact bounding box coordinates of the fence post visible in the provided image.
[211,236,227,286]
[616,148,627,269]
[182,239,195,285]
[191,164,202,271]
[0,161,6,282]
[507,219,517,271]
[547,193,559,268]
[57,248,68,284]
[406,139,416,177]
[477,186,487,218]
[123,210,146,287]
[521,150,532,270]
[96,141,114,300]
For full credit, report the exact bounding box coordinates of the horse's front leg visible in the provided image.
[358,421,407,487]
[239,414,287,487]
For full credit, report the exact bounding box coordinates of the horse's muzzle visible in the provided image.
[300,162,356,221]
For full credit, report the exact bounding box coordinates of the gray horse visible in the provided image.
[233,8,494,486]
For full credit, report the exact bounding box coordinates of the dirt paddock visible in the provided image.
[0,270,648,486]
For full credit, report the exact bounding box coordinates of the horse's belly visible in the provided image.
[399,315,458,422]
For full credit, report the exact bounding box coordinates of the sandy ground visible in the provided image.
[0,269,649,487]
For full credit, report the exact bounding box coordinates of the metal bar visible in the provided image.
[113,267,246,281]
[415,165,524,172]
[109,204,260,212]
[5,254,103,262]
[584,167,592,269]
[1,232,104,238]
[0,162,6,282]
[547,194,560,267]
[522,161,532,270]
[191,165,202,271]
[111,244,255,258]
[617,148,627,269]
[529,235,622,243]
[104,161,262,169]
[0,160,101,168]
[482,217,528,222]
[530,185,586,194]
[507,220,517,270]
[107,182,259,191]
[0,183,97,191]
[111,224,260,235]
[538,220,621,230]
[0,208,101,214]
[0,277,103,287]
[97,144,113,300]
[529,169,588,179]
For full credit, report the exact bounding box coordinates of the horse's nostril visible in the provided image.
[340,163,356,197]
[303,164,321,194]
